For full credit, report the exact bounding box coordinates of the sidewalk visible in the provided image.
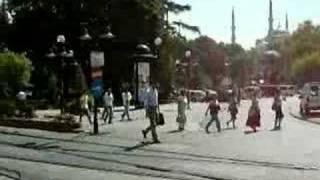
[0,105,144,133]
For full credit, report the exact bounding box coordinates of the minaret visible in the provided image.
[285,12,289,32]
[268,0,274,39]
[231,7,236,44]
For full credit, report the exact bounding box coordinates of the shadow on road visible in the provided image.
[167,130,182,134]
[223,127,236,131]
[124,141,154,152]
[244,130,258,135]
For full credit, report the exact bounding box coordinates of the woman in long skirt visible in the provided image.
[246,95,260,132]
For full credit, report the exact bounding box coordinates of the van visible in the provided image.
[300,82,320,115]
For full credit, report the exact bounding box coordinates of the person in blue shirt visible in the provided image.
[142,83,160,143]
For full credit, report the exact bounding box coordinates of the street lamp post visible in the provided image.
[185,50,191,89]
[184,49,192,89]
[80,26,114,134]
[46,35,69,114]
[154,36,162,81]
[185,50,191,109]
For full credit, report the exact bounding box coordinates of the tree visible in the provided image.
[189,36,226,89]
[292,52,320,82]
[289,20,320,82]
[0,51,31,93]
[7,0,199,100]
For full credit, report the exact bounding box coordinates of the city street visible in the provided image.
[1,97,320,180]
[2,0,320,180]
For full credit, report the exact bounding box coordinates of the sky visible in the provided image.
[170,0,320,49]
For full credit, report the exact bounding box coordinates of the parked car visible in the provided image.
[202,89,217,102]
[189,90,206,102]
[300,82,320,115]
[279,85,296,97]
[217,89,233,102]
[243,86,261,99]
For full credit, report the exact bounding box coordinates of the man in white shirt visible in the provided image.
[121,89,132,121]
[102,88,114,124]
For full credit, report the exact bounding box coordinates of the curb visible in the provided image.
[289,111,320,125]
[0,118,81,133]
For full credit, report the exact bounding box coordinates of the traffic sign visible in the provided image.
[91,79,104,99]
[91,68,103,79]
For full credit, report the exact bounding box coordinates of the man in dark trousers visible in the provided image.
[205,95,221,133]
[272,90,284,130]
[142,83,160,143]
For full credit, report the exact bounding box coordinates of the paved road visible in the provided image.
[0,97,320,180]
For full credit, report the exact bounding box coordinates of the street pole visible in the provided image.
[135,62,139,107]
[50,35,67,114]
[93,96,99,134]
[185,50,191,109]
[60,56,65,114]
[80,26,114,135]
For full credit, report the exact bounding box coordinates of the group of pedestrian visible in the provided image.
[78,87,133,125]
[78,85,284,144]
[202,89,284,134]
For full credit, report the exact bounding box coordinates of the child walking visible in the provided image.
[226,96,238,129]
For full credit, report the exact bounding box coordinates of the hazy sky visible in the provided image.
[171,0,320,49]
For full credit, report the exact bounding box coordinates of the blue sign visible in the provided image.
[91,79,104,99]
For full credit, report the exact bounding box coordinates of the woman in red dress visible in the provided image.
[246,95,261,132]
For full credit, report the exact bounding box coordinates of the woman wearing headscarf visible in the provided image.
[246,93,260,132]
[176,90,188,131]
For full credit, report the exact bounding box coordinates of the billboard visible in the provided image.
[90,51,105,68]
[135,62,150,103]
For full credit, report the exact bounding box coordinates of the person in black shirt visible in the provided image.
[205,95,221,133]
[272,90,284,130]
[226,96,238,129]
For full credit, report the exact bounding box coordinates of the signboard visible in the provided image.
[136,62,150,103]
[91,79,104,99]
[91,68,103,79]
[90,51,105,68]
[138,63,150,83]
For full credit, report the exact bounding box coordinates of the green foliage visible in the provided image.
[0,99,16,116]
[155,33,176,96]
[166,1,191,14]
[292,52,320,75]
[8,0,198,100]
[172,21,201,35]
[291,21,320,59]
[289,21,320,80]
[0,52,32,91]
[188,36,226,88]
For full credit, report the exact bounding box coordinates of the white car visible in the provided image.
[189,90,206,102]
[280,85,296,96]
[300,82,320,115]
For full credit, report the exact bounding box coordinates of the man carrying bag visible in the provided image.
[142,82,161,143]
